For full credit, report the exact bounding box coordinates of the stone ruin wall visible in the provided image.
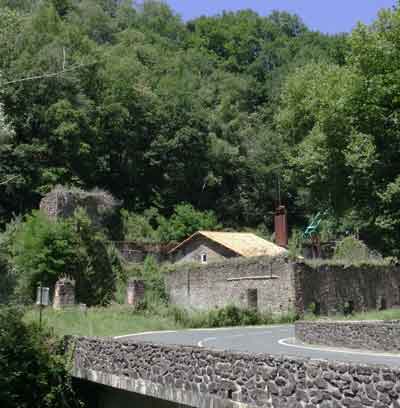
[294,262,400,316]
[126,278,145,307]
[39,186,120,236]
[166,256,296,315]
[166,258,400,317]
[113,241,174,263]
[72,336,400,408]
[53,278,75,309]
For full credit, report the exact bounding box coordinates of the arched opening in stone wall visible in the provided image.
[380,297,387,311]
[228,390,233,399]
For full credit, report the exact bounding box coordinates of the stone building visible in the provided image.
[166,255,295,314]
[166,257,400,316]
[169,231,287,264]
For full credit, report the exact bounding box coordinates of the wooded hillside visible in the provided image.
[1,0,399,255]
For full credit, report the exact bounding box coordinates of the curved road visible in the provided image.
[116,325,400,368]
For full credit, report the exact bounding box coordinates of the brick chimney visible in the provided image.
[274,205,288,248]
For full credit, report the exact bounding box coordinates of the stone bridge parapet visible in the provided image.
[71,336,400,408]
[295,320,400,353]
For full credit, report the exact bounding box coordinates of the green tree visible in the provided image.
[0,307,81,408]
[8,210,117,305]
[157,203,220,242]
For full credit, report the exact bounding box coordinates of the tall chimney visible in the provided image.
[274,205,288,248]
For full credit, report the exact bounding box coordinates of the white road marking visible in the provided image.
[198,331,275,347]
[115,330,177,339]
[115,325,290,339]
[278,338,400,359]
[184,324,289,332]
[198,337,217,347]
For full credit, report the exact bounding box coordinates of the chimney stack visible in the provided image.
[274,205,288,248]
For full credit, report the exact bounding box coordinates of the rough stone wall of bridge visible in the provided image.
[166,256,295,315]
[72,336,400,408]
[296,320,400,353]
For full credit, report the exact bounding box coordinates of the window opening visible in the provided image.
[247,289,258,310]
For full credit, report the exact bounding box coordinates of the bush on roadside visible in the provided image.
[169,304,296,328]
[0,306,82,408]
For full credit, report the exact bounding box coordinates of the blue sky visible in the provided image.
[164,0,397,34]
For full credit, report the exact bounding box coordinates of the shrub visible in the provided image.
[168,305,296,329]
[121,207,160,243]
[73,209,117,306]
[137,256,168,311]
[333,235,377,263]
[0,306,81,408]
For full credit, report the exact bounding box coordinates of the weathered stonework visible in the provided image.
[166,257,400,317]
[71,336,400,408]
[166,256,295,315]
[126,279,145,307]
[114,242,174,264]
[53,278,75,309]
[294,261,400,316]
[296,320,400,353]
[40,186,120,236]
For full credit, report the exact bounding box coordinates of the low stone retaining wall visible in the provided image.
[296,320,400,353]
[71,336,400,408]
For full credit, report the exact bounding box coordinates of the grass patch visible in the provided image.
[304,308,400,322]
[24,305,182,337]
[24,304,297,337]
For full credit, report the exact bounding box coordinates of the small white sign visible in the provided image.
[36,286,50,306]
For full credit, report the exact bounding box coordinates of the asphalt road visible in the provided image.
[116,325,400,368]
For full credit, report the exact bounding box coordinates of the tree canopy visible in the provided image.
[0,0,399,255]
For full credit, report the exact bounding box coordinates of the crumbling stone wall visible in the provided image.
[53,278,75,309]
[295,320,400,353]
[72,336,400,408]
[166,256,295,315]
[40,186,121,237]
[166,258,400,316]
[114,242,173,263]
[294,261,400,316]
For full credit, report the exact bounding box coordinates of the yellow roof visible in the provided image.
[170,231,287,258]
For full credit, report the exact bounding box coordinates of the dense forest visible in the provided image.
[1,0,400,255]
